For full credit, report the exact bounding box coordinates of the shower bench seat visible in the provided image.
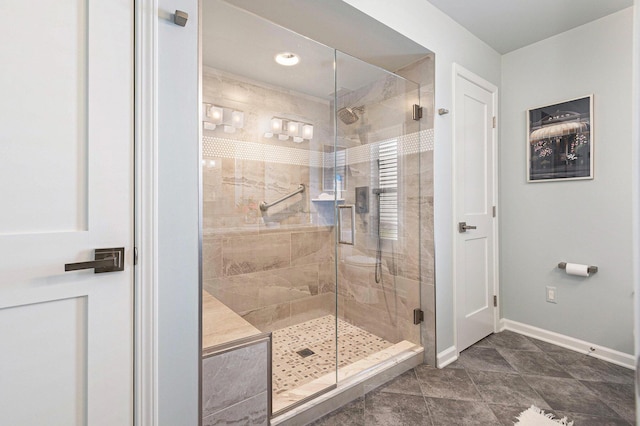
[202,291,271,425]
[202,290,262,349]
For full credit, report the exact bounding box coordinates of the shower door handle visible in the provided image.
[458,222,477,233]
[338,205,355,245]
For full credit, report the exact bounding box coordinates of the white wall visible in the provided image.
[501,9,635,354]
[343,0,501,351]
[157,0,200,424]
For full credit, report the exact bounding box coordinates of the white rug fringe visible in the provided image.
[515,405,574,425]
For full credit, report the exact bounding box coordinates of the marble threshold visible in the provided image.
[272,340,423,415]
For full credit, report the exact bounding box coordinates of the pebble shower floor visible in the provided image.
[271,315,393,394]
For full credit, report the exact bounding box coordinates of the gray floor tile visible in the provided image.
[467,370,550,409]
[472,335,495,348]
[426,398,501,426]
[556,412,632,426]
[483,331,541,351]
[545,351,635,384]
[607,362,636,383]
[457,346,516,373]
[526,337,575,353]
[497,348,571,378]
[308,397,364,426]
[312,331,637,426]
[524,375,622,418]
[581,381,636,423]
[492,405,626,426]
[374,370,422,396]
[488,404,533,426]
[414,365,481,401]
[364,390,431,425]
[443,359,465,369]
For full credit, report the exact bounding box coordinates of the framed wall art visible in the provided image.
[527,95,593,182]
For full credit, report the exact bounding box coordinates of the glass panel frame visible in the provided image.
[334,51,422,384]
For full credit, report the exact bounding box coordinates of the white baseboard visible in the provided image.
[501,319,635,370]
[437,345,458,368]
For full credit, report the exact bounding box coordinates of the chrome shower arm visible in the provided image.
[259,184,305,212]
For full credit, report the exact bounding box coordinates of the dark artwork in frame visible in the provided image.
[527,95,593,182]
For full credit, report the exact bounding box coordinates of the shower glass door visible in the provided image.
[202,1,427,420]
[334,51,422,380]
[201,0,338,417]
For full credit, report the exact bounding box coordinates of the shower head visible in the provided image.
[337,106,364,125]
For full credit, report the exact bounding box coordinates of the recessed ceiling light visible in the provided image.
[275,52,300,66]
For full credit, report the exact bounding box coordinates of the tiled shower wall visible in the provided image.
[202,67,337,331]
[202,56,435,355]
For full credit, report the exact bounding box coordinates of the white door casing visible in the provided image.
[0,1,134,425]
[453,64,498,353]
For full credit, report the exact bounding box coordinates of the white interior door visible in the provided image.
[0,1,133,425]
[454,65,497,353]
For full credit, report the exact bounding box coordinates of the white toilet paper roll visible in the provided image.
[565,263,590,277]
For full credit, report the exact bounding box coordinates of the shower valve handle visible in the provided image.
[458,222,477,233]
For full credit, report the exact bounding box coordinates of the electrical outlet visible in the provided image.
[546,286,557,303]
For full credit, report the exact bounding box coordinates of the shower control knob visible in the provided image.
[458,222,477,233]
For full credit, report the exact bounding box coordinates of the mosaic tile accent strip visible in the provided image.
[202,129,433,168]
[203,136,323,167]
[271,315,393,395]
[346,129,435,165]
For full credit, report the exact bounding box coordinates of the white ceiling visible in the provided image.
[203,0,431,99]
[204,0,633,97]
[426,0,633,54]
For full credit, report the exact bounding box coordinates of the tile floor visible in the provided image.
[272,315,393,395]
[310,331,636,425]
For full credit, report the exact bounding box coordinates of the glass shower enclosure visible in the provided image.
[201,0,427,418]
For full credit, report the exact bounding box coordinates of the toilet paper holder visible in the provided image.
[558,262,598,274]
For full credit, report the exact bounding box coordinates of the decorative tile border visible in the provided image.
[203,136,322,167]
[202,129,434,167]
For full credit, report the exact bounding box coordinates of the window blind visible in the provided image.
[378,140,398,240]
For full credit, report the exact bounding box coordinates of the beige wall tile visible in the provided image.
[291,230,333,266]
[223,233,290,275]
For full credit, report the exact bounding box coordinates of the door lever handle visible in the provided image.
[458,222,477,233]
[65,248,125,273]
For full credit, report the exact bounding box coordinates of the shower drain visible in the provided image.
[296,348,315,358]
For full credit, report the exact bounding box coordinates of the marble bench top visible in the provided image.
[202,291,261,349]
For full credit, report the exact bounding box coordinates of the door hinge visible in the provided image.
[412,104,423,121]
[493,295,498,307]
[492,206,496,218]
[492,116,496,128]
[413,308,424,324]
[133,247,138,266]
